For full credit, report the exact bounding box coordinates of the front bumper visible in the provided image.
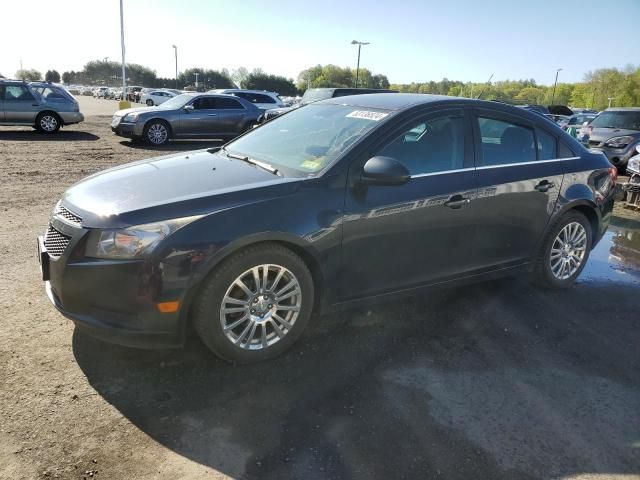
[588,144,638,168]
[59,112,85,125]
[111,121,143,138]
[38,225,186,349]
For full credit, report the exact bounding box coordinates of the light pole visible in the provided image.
[608,97,614,108]
[172,45,178,89]
[551,67,562,105]
[351,40,370,88]
[119,0,127,106]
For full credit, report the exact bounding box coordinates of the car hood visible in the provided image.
[589,128,640,142]
[113,106,158,117]
[62,149,299,228]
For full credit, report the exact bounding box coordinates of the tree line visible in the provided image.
[5,61,639,109]
[390,66,640,111]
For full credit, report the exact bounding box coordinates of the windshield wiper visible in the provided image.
[220,147,281,176]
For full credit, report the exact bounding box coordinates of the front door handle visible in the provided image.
[207,114,218,117]
[535,180,555,192]
[444,195,471,209]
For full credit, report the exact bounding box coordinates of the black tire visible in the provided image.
[35,112,61,133]
[143,120,171,145]
[532,211,592,288]
[193,243,314,364]
[146,99,154,106]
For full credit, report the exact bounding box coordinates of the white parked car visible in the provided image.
[140,90,177,106]
[206,89,285,110]
[94,87,109,98]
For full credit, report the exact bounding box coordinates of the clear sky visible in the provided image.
[2,0,638,85]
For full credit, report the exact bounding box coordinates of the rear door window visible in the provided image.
[477,116,536,166]
[536,129,557,160]
[216,97,244,109]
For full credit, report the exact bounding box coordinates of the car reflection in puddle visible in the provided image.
[581,224,640,285]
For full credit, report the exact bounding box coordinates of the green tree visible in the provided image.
[241,72,297,96]
[45,70,61,83]
[15,69,42,81]
[178,68,233,90]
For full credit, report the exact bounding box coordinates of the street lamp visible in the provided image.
[351,40,370,88]
[551,67,562,105]
[172,45,178,89]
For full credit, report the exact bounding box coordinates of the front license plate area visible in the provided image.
[38,236,50,281]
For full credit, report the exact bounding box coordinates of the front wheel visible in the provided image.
[193,243,314,364]
[533,211,592,288]
[143,120,170,145]
[146,99,154,106]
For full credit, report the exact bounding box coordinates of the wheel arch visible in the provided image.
[178,234,326,340]
[144,117,173,137]
[36,110,62,125]
[551,198,601,245]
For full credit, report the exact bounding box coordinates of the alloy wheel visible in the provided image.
[147,123,168,144]
[549,221,587,280]
[40,115,58,132]
[220,264,302,350]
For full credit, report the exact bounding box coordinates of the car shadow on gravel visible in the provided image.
[72,277,640,480]
[0,131,99,141]
[119,139,225,152]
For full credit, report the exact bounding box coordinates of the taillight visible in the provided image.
[609,166,617,187]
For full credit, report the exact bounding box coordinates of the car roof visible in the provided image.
[603,107,640,111]
[318,93,566,125]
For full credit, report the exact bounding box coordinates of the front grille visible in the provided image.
[56,204,82,225]
[44,225,71,258]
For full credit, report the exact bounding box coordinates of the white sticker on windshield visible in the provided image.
[346,110,389,121]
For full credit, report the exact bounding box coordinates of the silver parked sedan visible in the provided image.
[111,93,262,145]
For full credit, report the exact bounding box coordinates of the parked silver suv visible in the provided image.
[0,80,84,133]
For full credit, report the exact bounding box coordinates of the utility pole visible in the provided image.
[351,40,370,88]
[195,72,199,90]
[551,68,562,105]
[608,97,614,108]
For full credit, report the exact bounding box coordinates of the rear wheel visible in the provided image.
[193,243,314,364]
[533,211,592,288]
[35,112,61,133]
[143,120,170,145]
[146,99,154,106]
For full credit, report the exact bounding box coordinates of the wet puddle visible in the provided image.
[581,224,640,285]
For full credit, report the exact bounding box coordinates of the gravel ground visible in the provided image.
[1,98,639,480]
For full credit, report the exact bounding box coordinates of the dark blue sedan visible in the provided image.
[39,94,617,363]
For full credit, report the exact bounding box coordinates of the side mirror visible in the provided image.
[183,104,194,112]
[582,121,589,126]
[360,156,410,186]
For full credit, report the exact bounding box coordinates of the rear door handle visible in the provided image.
[444,195,471,209]
[535,180,555,192]
[207,114,218,117]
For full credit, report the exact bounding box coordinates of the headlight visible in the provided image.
[604,136,634,149]
[85,215,202,259]
[628,157,640,175]
[123,113,140,123]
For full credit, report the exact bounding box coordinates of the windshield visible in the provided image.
[591,111,640,130]
[157,94,193,110]
[224,104,391,176]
